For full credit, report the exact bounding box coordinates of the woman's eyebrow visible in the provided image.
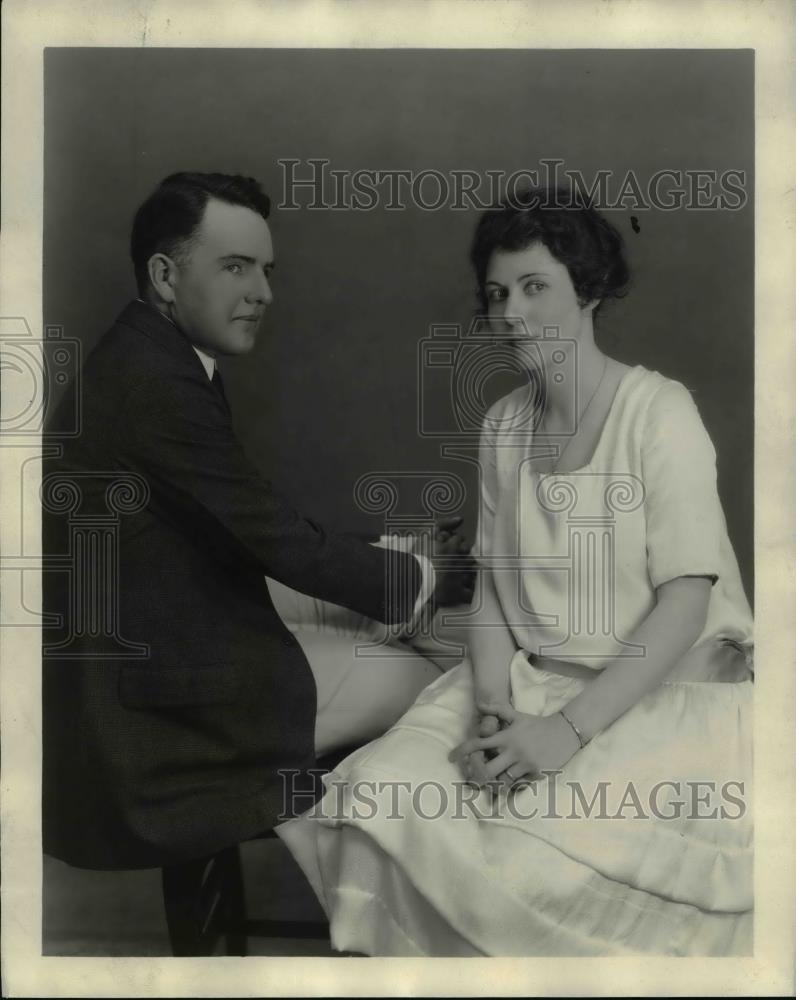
[485,272,551,284]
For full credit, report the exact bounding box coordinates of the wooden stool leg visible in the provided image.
[223,845,247,956]
[162,856,211,956]
[162,847,248,956]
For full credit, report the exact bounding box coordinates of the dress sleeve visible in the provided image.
[641,380,723,589]
[474,402,503,565]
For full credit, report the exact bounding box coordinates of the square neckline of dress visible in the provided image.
[531,363,644,479]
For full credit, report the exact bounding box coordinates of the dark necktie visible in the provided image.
[211,368,231,413]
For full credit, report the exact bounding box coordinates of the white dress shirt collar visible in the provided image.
[192,346,216,381]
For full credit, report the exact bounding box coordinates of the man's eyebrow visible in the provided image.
[219,254,275,272]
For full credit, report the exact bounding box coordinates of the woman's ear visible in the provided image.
[147,253,178,304]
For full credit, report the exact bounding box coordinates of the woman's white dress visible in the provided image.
[276,365,754,956]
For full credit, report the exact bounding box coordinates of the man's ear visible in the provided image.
[147,253,178,303]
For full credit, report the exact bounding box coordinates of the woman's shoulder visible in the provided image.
[623,365,702,416]
[627,367,716,459]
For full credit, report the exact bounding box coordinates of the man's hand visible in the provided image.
[430,516,476,607]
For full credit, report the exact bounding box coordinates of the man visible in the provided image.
[42,172,471,870]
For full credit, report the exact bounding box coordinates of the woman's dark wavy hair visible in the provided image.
[130,172,271,296]
[470,187,630,319]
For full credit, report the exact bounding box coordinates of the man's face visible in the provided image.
[168,198,274,357]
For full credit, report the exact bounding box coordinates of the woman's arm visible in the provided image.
[564,382,724,738]
[561,574,711,741]
[466,565,517,709]
[454,575,712,783]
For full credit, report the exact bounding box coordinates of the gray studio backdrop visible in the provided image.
[44,48,754,598]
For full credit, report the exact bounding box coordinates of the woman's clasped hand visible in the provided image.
[449,702,582,794]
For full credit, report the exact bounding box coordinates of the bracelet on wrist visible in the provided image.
[558,708,588,750]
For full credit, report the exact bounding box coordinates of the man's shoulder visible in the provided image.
[48,302,212,445]
[85,302,198,393]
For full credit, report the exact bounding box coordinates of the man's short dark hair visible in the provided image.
[470,187,630,318]
[130,172,272,296]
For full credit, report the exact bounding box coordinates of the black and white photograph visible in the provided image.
[1,1,794,996]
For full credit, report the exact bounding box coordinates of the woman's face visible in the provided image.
[484,242,594,342]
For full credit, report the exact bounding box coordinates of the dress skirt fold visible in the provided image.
[277,652,753,956]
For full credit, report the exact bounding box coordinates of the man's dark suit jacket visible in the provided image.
[42,300,421,870]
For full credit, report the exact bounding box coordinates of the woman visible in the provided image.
[276,189,754,956]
